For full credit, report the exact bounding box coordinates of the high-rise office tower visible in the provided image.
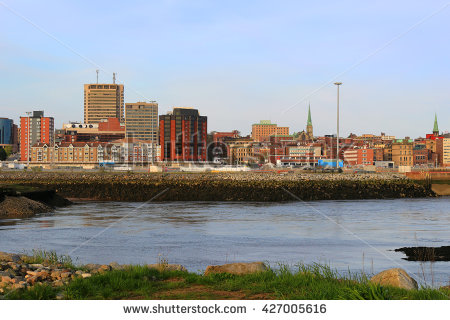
[125,102,158,143]
[84,83,124,124]
[159,108,207,161]
[20,111,54,161]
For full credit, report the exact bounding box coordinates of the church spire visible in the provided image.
[307,103,312,126]
[433,113,439,135]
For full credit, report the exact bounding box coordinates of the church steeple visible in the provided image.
[307,103,312,126]
[433,113,439,135]
[306,103,313,140]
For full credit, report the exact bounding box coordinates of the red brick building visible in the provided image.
[159,108,207,162]
[62,118,125,143]
[20,111,54,162]
[212,130,240,143]
[343,148,375,166]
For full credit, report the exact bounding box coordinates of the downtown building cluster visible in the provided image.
[1,77,208,166]
[212,110,449,170]
[0,79,449,170]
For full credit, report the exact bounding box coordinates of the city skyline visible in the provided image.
[1,1,449,137]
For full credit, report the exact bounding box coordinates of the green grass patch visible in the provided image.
[3,264,449,300]
[22,249,75,269]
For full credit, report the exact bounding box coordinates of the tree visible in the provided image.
[0,147,7,161]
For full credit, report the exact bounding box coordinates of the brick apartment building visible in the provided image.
[391,138,414,167]
[251,120,289,142]
[344,148,375,166]
[20,111,54,161]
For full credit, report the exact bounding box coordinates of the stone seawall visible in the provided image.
[0,171,435,201]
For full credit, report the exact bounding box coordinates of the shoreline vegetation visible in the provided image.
[0,251,448,300]
[0,171,438,205]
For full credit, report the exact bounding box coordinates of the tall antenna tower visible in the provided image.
[113,73,116,84]
[96,70,99,84]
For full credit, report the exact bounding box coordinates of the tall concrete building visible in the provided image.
[159,108,207,162]
[20,111,54,161]
[84,83,124,124]
[125,102,158,143]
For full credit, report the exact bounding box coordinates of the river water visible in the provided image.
[1,198,449,287]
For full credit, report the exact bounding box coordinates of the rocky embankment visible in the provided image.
[0,252,118,294]
[0,185,71,218]
[0,171,435,201]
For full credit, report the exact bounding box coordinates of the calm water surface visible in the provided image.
[1,198,449,286]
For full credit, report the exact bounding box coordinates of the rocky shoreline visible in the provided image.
[0,251,118,294]
[0,171,436,201]
[2,251,441,299]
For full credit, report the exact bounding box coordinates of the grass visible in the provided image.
[4,263,449,300]
[21,249,75,269]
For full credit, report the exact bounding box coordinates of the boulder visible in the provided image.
[84,264,101,272]
[109,262,124,270]
[204,262,268,276]
[370,268,418,290]
[147,264,187,272]
[98,265,111,273]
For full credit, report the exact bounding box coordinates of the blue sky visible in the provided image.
[0,0,449,138]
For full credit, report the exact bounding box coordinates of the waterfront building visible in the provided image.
[111,138,159,164]
[20,111,54,162]
[251,120,289,142]
[0,118,13,145]
[124,102,158,143]
[84,83,124,123]
[30,142,112,164]
[223,136,254,164]
[61,118,125,143]
[436,137,450,167]
[391,138,414,167]
[413,144,433,166]
[343,148,375,166]
[0,118,18,153]
[212,130,240,143]
[279,144,323,167]
[159,107,207,162]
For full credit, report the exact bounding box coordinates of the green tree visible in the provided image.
[0,147,7,161]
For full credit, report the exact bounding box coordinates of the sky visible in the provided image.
[0,0,449,138]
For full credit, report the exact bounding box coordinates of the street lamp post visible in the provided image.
[334,82,342,168]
